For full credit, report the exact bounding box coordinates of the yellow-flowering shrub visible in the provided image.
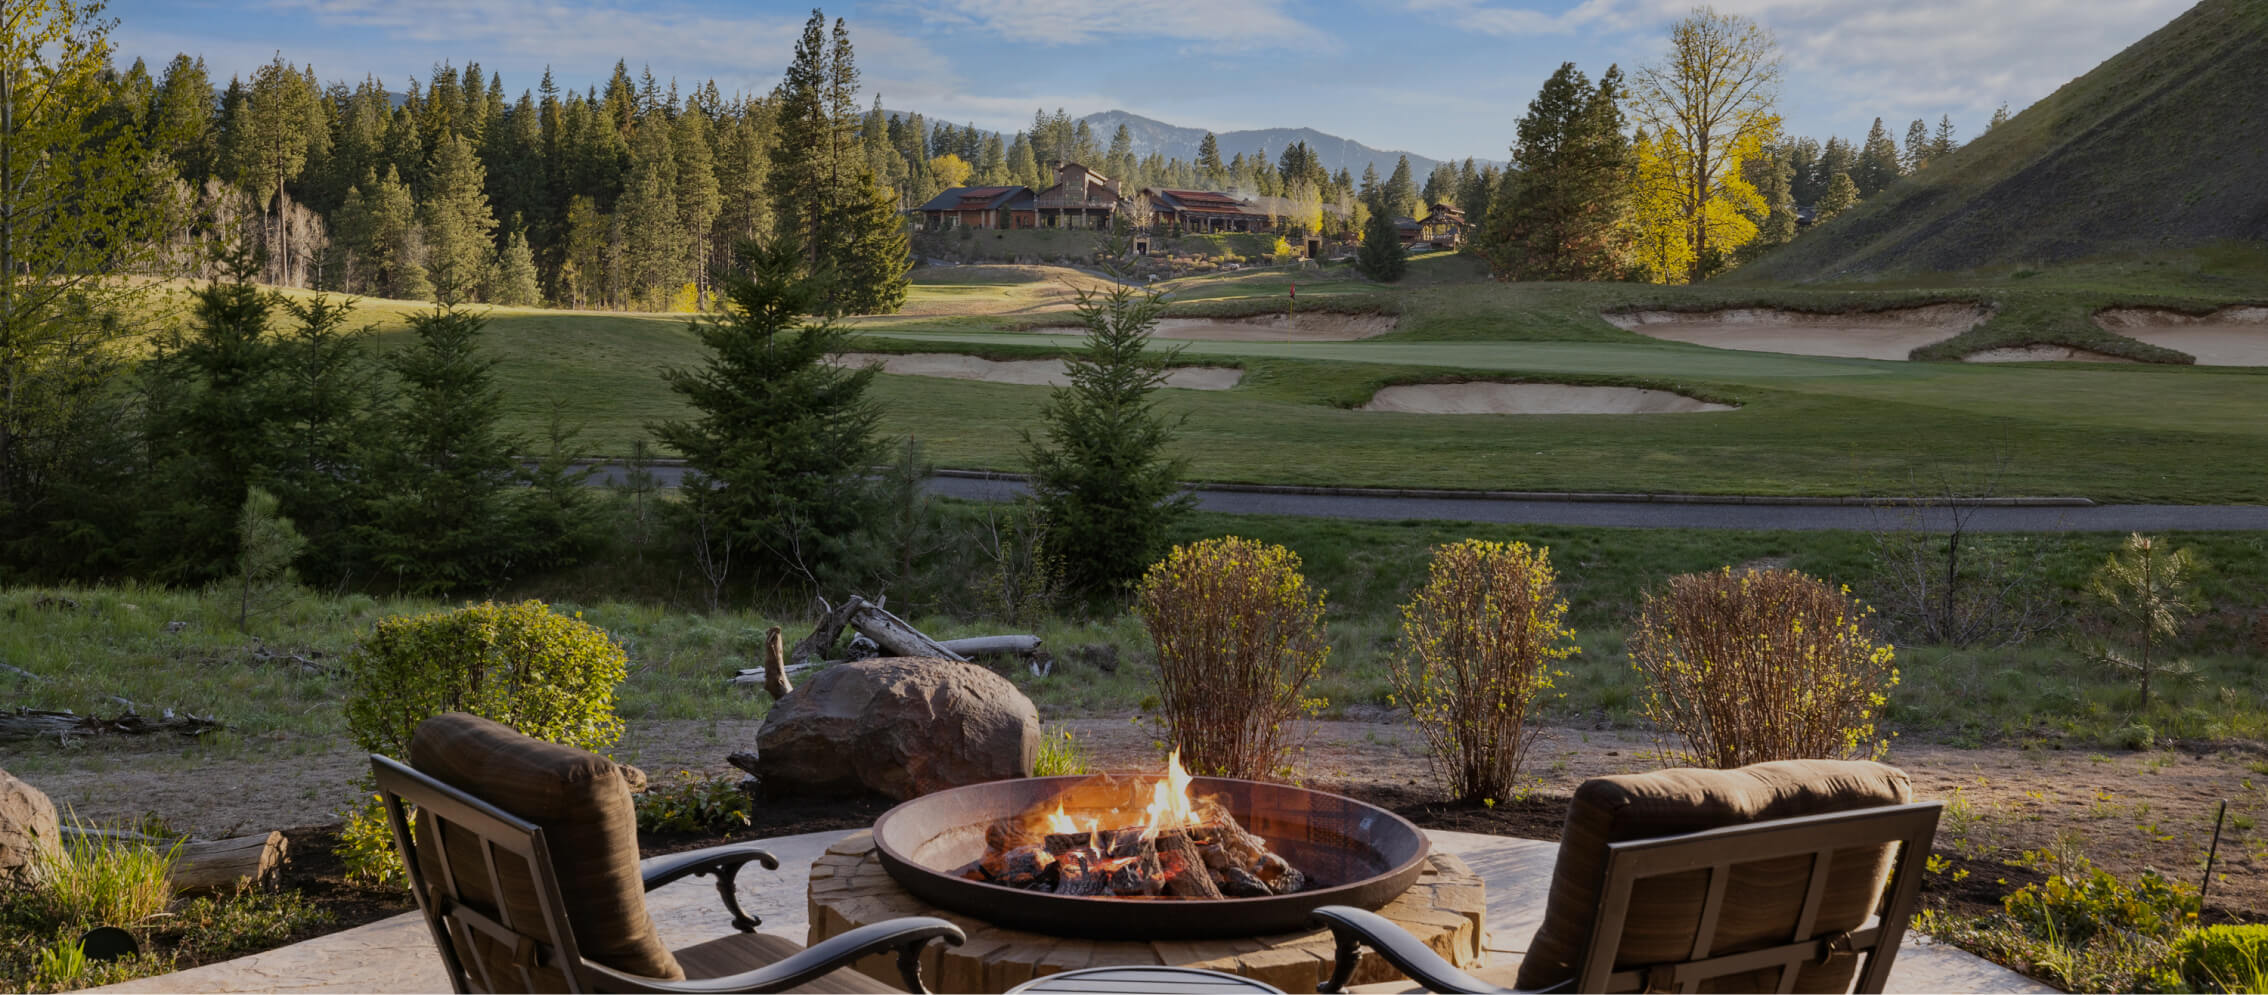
[1630,568,1897,768]
[1391,540,1577,803]
[1135,537,1329,779]
[342,599,628,760]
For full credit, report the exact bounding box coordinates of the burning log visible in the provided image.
[1158,831,1222,899]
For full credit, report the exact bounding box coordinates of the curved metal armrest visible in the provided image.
[579,917,967,994]
[641,844,779,932]
[1312,906,1533,994]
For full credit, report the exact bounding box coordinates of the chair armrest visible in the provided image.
[578,916,967,994]
[1312,906,1523,994]
[640,844,779,932]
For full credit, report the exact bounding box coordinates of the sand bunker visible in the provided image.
[1362,383,1736,415]
[832,352,1240,390]
[1962,345,2137,364]
[1037,313,1395,342]
[2095,306,2268,366]
[1604,304,1990,360]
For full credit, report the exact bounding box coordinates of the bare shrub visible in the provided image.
[1867,499,2061,648]
[1631,567,1898,767]
[1136,537,1329,779]
[1390,540,1578,803]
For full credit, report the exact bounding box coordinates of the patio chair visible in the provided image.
[371,712,965,994]
[1312,759,1942,994]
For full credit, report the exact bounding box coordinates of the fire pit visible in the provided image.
[870,757,1431,940]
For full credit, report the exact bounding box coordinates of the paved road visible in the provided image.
[575,463,2268,532]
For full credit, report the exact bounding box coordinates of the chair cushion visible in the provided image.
[673,931,900,994]
[1515,759,1913,992]
[409,712,683,989]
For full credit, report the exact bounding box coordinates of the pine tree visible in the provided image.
[1903,118,1931,172]
[360,167,431,300]
[561,195,607,308]
[1196,132,1223,185]
[421,134,497,304]
[1816,171,1859,223]
[619,115,685,308]
[491,228,543,306]
[714,110,774,270]
[235,56,329,286]
[268,294,379,580]
[1930,115,1959,161]
[1856,118,1902,197]
[1023,287,1191,600]
[1358,193,1408,282]
[1749,146,1798,254]
[149,55,216,182]
[1482,62,1631,281]
[138,251,278,583]
[826,170,912,316]
[652,238,881,583]
[1786,136,1823,205]
[1105,123,1135,181]
[362,306,518,594]
[233,486,305,632]
[1384,155,1417,220]
[770,11,835,266]
[1987,104,2010,131]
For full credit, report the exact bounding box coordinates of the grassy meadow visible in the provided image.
[246,248,2268,503]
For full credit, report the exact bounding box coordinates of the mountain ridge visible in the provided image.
[888,107,1497,181]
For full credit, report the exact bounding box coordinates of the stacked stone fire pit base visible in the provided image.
[808,831,1487,993]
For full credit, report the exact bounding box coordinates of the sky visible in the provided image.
[110,0,2195,164]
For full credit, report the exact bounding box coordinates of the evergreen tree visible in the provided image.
[618,115,685,307]
[1856,117,1902,197]
[268,294,380,580]
[1987,104,2010,131]
[363,167,431,300]
[652,238,881,584]
[1786,136,1823,205]
[714,109,774,269]
[149,55,215,182]
[1196,132,1223,185]
[1815,171,1859,223]
[1105,123,1135,181]
[561,195,608,308]
[362,307,518,594]
[826,170,912,316]
[1481,62,1630,281]
[1903,118,1931,172]
[1816,137,1855,200]
[1930,115,1959,160]
[232,486,305,632]
[1749,145,1798,254]
[1023,287,1191,600]
[233,56,328,285]
[1385,155,1418,219]
[490,228,543,306]
[421,134,497,303]
[139,253,278,583]
[770,10,836,266]
[1358,193,1408,282]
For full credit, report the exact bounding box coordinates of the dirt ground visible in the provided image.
[1031,313,1397,342]
[830,352,1241,390]
[1361,383,1736,415]
[1604,304,1990,360]
[15,716,2263,917]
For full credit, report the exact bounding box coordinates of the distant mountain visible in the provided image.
[1740,0,2268,282]
[1080,110,1489,180]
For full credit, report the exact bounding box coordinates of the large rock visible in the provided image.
[0,767,60,888]
[756,656,1038,800]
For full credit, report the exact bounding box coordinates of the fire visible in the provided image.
[1139,749,1199,840]
[1044,800,1078,835]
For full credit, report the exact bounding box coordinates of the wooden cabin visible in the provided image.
[1033,162,1123,229]
[1141,189,1272,233]
[914,186,1037,231]
[1417,202,1466,247]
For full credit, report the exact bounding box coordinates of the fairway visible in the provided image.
[331,259,2268,504]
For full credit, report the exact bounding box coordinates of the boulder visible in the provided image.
[755,656,1038,800]
[0,767,60,888]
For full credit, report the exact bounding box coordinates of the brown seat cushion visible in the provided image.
[1514,759,1913,993]
[673,931,899,994]
[408,712,682,990]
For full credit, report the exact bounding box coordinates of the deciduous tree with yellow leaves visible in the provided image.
[1630,6,1782,283]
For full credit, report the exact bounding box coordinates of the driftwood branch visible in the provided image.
[848,603,968,662]
[787,596,868,666]
[761,626,792,700]
[0,708,221,743]
[937,635,1042,658]
[59,826,287,897]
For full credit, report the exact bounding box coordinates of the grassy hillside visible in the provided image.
[1739,0,2268,282]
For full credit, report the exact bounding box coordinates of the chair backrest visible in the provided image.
[371,713,682,993]
[1516,759,1939,994]
[1576,801,1941,994]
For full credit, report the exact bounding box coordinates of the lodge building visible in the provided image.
[915,161,1274,235]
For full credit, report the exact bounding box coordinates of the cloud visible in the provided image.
[1399,0,2193,137]
[905,0,1334,50]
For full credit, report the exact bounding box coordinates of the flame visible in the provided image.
[1043,801,1079,835]
[1139,749,1199,841]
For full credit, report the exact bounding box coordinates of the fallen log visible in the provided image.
[0,708,221,743]
[787,596,868,666]
[58,827,287,897]
[937,635,1042,658]
[847,603,967,662]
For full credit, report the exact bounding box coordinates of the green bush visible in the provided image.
[342,599,628,760]
[2003,850,2198,946]
[1136,536,1330,779]
[633,772,753,835]
[1391,540,1578,804]
[1629,567,1898,767]
[336,800,406,888]
[2171,925,2268,993]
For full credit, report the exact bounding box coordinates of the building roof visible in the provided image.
[915,185,1027,212]
[1149,189,1267,216]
